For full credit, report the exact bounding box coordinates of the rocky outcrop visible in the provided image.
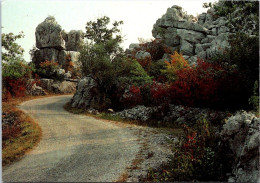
[29,84,47,96]
[70,77,99,109]
[33,16,82,69]
[150,5,233,65]
[115,105,158,122]
[51,81,76,94]
[163,104,227,125]
[38,78,76,94]
[35,16,66,50]
[129,5,255,66]
[220,111,259,183]
[114,104,227,125]
[65,30,84,51]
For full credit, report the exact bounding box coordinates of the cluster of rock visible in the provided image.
[114,104,227,125]
[128,5,251,65]
[33,16,83,69]
[115,105,157,122]
[26,78,76,96]
[220,111,259,182]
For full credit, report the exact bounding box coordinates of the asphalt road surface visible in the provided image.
[3,95,140,182]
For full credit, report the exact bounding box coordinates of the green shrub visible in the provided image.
[80,16,151,110]
[210,33,259,109]
[36,60,64,81]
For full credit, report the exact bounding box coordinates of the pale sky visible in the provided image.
[1,0,216,62]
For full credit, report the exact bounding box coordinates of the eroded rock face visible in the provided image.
[65,30,84,51]
[35,16,66,50]
[51,81,76,94]
[220,111,260,183]
[33,16,81,72]
[115,105,158,122]
[129,4,255,65]
[33,48,59,67]
[70,77,99,109]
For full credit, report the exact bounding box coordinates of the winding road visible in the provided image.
[3,95,140,182]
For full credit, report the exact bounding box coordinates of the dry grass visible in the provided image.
[2,94,65,166]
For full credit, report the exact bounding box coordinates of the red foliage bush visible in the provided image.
[122,85,143,108]
[3,77,26,99]
[168,59,243,109]
[150,81,170,105]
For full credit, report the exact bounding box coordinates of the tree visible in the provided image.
[203,1,259,35]
[1,32,35,99]
[2,32,25,63]
[79,16,151,110]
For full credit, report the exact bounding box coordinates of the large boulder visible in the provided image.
[33,48,59,67]
[35,16,66,50]
[27,83,47,96]
[65,30,84,51]
[220,111,260,183]
[39,78,54,91]
[51,81,76,94]
[135,50,151,60]
[70,77,99,109]
[58,50,80,68]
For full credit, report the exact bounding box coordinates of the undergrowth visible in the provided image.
[2,98,42,166]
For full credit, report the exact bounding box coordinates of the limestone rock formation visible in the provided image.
[220,111,259,183]
[150,5,234,64]
[65,30,84,51]
[115,105,158,122]
[38,78,76,94]
[129,4,255,66]
[35,16,66,50]
[51,81,76,94]
[33,16,81,71]
[70,77,99,109]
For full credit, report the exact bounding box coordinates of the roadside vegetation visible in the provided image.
[2,32,63,166]
[2,0,259,181]
[66,1,258,182]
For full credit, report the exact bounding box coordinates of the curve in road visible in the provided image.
[3,95,140,182]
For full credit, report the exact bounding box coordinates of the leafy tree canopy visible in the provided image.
[2,32,25,63]
[203,1,259,35]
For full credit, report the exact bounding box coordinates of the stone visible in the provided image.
[220,111,260,183]
[39,78,54,91]
[188,56,198,66]
[164,27,180,46]
[65,30,84,51]
[70,77,99,109]
[177,29,205,44]
[33,48,59,67]
[180,40,193,56]
[209,33,231,55]
[218,26,230,34]
[135,51,151,60]
[64,72,72,79]
[115,105,157,122]
[198,13,206,25]
[129,43,140,50]
[107,109,114,113]
[35,16,66,50]
[197,50,206,59]
[29,84,47,96]
[52,81,76,94]
[58,50,80,68]
[195,44,204,54]
[217,17,227,26]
